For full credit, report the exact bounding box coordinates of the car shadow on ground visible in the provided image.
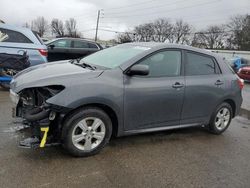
[16,126,214,160]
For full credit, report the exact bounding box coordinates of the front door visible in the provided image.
[124,50,185,131]
[47,39,72,61]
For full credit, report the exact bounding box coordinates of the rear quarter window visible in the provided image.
[0,28,32,43]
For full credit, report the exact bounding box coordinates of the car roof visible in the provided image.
[47,37,98,44]
[0,23,42,45]
[120,42,219,57]
[118,42,224,70]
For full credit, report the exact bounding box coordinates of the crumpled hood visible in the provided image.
[11,60,103,93]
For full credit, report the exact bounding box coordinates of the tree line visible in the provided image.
[24,17,81,38]
[118,14,250,51]
[24,14,250,50]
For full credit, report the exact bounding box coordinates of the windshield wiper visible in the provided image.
[81,62,96,70]
[70,59,96,70]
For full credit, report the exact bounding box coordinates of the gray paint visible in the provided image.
[11,42,243,137]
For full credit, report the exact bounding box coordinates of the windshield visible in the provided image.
[80,45,150,69]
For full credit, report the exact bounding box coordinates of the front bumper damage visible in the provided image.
[10,86,69,149]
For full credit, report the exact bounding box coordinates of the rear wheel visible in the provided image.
[62,107,112,157]
[208,103,232,134]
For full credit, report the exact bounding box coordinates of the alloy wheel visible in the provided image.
[72,117,106,151]
[215,107,231,130]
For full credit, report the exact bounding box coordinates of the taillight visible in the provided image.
[237,78,244,90]
[38,49,48,57]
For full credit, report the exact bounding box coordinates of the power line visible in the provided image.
[103,0,221,19]
[100,6,250,28]
[104,0,195,15]
[104,0,158,10]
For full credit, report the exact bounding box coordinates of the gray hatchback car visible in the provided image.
[10,43,243,157]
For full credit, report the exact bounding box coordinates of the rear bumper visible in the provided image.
[235,93,243,117]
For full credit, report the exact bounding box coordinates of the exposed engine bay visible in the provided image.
[12,85,66,148]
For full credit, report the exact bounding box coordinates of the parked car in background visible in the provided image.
[10,43,243,157]
[230,57,250,72]
[0,24,47,88]
[46,38,103,62]
[238,66,250,82]
[0,24,48,66]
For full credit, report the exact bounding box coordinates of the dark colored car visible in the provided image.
[10,43,243,157]
[238,66,250,82]
[46,38,102,62]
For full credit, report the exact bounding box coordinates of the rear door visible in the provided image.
[124,49,185,131]
[47,39,72,61]
[181,50,225,124]
[71,40,91,59]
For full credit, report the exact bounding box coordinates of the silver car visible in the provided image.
[10,43,243,157]
[0,23,47,66]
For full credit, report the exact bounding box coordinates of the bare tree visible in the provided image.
[117,32,135,43]
[169,19,192,44]
[227,14,250,50]
[51,18,65,37]
[134,22,154,42]
[193,25,226,49]
[152,18,173,42]
[32,17,48,37]
[65,18,78,37]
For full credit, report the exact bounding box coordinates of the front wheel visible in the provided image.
[62,107,112,157]
[208,103,233,134]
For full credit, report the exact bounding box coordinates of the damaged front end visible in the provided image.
[10,85,67,148]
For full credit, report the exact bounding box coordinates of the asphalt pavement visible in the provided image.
[0,86,250,188]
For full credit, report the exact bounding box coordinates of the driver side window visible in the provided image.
[138,50,182,77]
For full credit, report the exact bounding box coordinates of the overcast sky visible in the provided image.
[0,0,249,40]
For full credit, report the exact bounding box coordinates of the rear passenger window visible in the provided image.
[185,52,218,76]
[0,28,32,43]
[73,41,88,48]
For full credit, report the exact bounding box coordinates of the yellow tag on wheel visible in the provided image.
[40,127,49,148]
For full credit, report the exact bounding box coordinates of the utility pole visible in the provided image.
[95,10,101,42]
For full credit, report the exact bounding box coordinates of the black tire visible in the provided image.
[208,102,233,135]
[62,107,112,157]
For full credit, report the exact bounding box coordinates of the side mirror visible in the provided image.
[127,64,149,76]
[49,44,55,50]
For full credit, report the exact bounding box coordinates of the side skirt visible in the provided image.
[123,123,202,136]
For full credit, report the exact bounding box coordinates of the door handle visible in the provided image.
[172,82,184,89]
[215,80,224,85]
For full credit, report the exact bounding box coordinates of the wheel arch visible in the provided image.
[223,99,236,117]
[62,102,120,137]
